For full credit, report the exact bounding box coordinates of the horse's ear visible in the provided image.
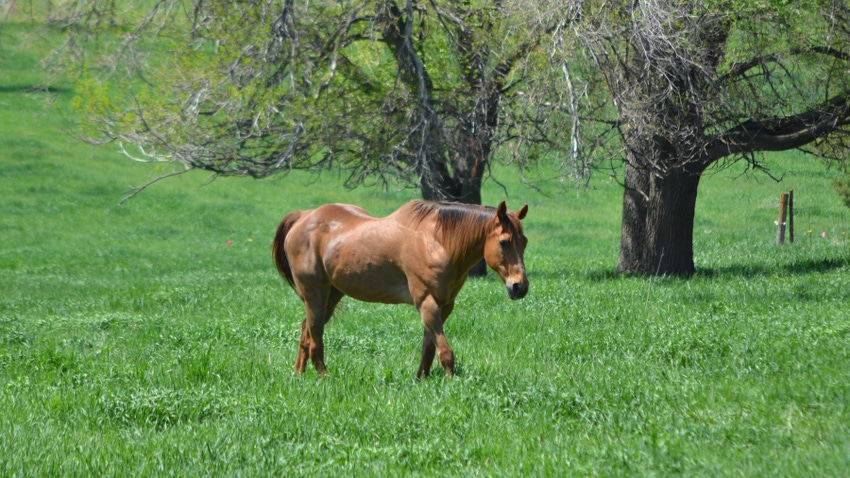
[516,204,528,220]
[496,201,508,221]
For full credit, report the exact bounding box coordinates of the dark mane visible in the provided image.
[404,200,496,248]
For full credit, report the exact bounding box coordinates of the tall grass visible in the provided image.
[2,21,849,476]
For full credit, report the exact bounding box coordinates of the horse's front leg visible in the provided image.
[417,301,455,379]
[416,296,454,379]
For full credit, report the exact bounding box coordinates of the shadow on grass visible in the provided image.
[698,256,849,279]
[532,256,850,282]
[0,85,70,94]
[530,268,622,283]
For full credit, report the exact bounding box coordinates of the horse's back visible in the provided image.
[315,203,374,221]
[285,203,375,261]
[288,204,374,238]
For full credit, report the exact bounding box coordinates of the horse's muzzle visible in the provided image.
[506,279,528,300]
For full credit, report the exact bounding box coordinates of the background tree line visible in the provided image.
[38,0,850,277]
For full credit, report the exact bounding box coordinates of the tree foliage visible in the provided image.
[51,0,564,203]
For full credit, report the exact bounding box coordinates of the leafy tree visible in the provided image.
[539,0,850,276]
[51,0,551,210]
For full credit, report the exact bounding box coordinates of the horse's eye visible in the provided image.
[499,239,510,247]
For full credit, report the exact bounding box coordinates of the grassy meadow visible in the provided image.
[2,21,850,476]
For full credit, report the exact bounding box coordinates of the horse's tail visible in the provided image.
[272,210,302,290]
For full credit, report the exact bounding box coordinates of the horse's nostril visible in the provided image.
[507,281,528,299]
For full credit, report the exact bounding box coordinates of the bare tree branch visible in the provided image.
[118,167,193,205]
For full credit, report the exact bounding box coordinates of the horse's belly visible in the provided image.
[342,283,413,304]
[331,271,413,304]
[322,224,414,304]
[328,261,413,305]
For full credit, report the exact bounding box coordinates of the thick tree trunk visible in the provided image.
[457,163,487,277]
[617,161,701,277]
[420,148,488,277]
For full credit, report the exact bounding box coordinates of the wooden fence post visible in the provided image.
[777,193,788,245]
[788,189,794,243]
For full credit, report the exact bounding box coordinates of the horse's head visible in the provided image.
[484,201,529,300]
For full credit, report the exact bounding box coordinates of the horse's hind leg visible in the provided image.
[294,319,310,373]
[417,332,437,379]
[295,287,344,376]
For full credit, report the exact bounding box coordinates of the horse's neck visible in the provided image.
[448,220,490,273]
[400,201,492,273]
[460,242,487,276]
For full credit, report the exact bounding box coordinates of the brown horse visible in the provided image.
[272,200,529,378]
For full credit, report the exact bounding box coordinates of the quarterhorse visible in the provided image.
[272,200,529,379]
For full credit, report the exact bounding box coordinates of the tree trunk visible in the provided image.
[419,147,488,277]
[617,161,701,277]
[457,158,487,277]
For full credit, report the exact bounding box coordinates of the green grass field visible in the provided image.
[2,21,850,476]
